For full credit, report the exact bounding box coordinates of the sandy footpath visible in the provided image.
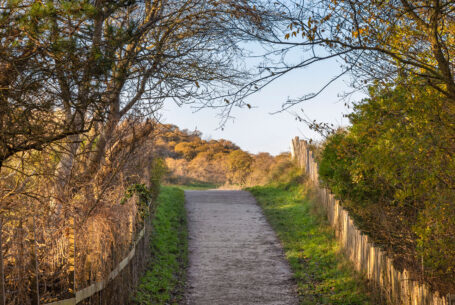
[183,190,298,305]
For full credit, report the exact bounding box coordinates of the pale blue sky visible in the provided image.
[159,56,364,156]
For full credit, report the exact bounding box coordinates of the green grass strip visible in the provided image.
[133,186,188,305]
[164,181,218,190]
[248,183,377,305]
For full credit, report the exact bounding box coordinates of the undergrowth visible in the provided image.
[133,186,188,304]
[247,169,379,305]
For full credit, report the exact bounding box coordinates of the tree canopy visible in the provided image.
[0,0,266,169]
[247,0,455,107]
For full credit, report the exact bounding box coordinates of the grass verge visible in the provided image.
[247,177,378,305]
[133,186,188,305]
[164,181,218,190]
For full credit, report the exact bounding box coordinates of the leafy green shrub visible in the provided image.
[227,150,253,185]
[121,183,153,220]
[150,157,168,201]
[318,80,455,293]
[121,157,168,221]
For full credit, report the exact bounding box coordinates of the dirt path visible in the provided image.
[183,190,298,305]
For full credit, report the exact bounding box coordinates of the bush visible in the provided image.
[150,157,168,201]
[318,80,455,293]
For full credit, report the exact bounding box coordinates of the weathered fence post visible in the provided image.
[33,215,40,305]
[68,216,76,298]
[448,294,455,305]
[0,217,5,305]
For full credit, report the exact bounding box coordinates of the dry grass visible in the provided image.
[0,120,161,304]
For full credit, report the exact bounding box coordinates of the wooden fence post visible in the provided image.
[33,215,40,305]
[0,217,5,305]
[67,216,75,298]
[448,294,455,305]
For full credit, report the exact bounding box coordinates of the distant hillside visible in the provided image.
[150,124,291,186]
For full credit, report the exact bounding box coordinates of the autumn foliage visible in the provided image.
[148,124,290,187]
[318,80,455,294]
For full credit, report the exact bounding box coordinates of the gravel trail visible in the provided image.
[183,190,298,305]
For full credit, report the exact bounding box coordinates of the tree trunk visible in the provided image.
[86,111,119,178]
